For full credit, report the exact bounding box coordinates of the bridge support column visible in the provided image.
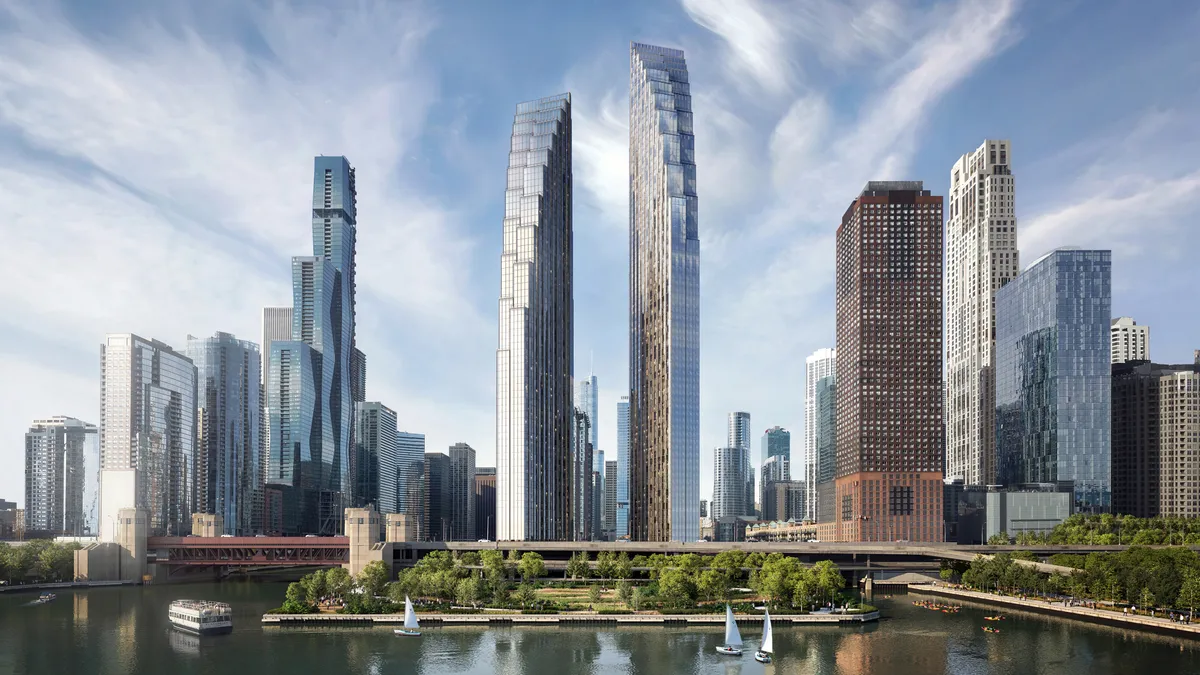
[345,507,384,577]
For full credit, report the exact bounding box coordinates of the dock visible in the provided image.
[262,611,879,626]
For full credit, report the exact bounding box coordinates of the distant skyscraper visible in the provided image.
[945,140,1018,487]
[261,307,292,494]
[699,499,707,518]
[265,341,321,535]
[24,417,96,536]
[1111,317,1149,364]
[629,42,699,543]
[834,182,944,542]
[759,454,790,521]
[996,248,1112,512]
[604,459,617,539]
[804,349,835,521]
[615,396,630,538]
[448,443,476,541]
[578,374,599,451]
[100,333,197,540]
[353,402,399,513]
[593,449,606,537]
[187,332,262,536]
[760,426,790,468]
[496,93,573,542]
[712,446,749,520]
[397,432,425,533]
[424,452,451,541]
[569,408,594,541]
[474,467,496,541]
[814,375,837,522]
[726,412,754,517]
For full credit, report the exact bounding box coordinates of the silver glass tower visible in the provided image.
[354,402,399,514]
[578,374,599,454]
[100,333,197,539]
[187,332,262,536]
[629,42,699,543]
[615,396,630,538]
[25,417,96,536]
[803,348,835,521]
[496,93,574,541]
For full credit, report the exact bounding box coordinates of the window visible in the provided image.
[890,486,913,515]
[842,495,853,521]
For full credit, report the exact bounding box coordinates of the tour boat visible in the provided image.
[33,592,56,605]
[715,605,743,656]
[394,596,421,637]
[754,608,774,663]
[168,600,233,635]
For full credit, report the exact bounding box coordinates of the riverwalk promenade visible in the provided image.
[910,583,1200,637]
[262,610,879,626]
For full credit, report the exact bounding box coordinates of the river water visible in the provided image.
[2,582,1198,674]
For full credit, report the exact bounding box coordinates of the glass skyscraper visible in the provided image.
[187,332,262,536]
[397,431,425,534]
[24,417,96,536]
[100,334,197,539]
[578,374,599,459]
[615,396,630,538]
[267,157,359,534]
[629,42,699,543]
[353,402,399,514]
[996,248,1112,512]
[496,93,573,541]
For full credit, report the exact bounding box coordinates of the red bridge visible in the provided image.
[147,536,349,573]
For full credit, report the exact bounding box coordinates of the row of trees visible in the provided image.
[956,548,1200,615]
[280,560,393,614]
[0,540,81,584]
[992,514,1200,546]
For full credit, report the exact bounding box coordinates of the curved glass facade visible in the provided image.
[629,42,699,543]
[995,249,1112,512]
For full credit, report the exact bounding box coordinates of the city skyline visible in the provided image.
[2,1,1199,510]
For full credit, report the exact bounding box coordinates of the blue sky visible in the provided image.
[2,0,1199,507]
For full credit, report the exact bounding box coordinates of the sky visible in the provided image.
[2,0,1199,507]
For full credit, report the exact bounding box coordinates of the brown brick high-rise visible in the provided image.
[833,182,944,542]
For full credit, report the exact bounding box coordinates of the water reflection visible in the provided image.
[167,629,200,656]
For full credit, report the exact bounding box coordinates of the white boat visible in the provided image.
[755,608,774,663]
[715,605,743,656]
[33,592,56,605]
[168,599,233,635]
[394,596,421,637]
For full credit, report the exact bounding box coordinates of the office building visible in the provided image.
[985,489,1073,540]
[760,426,789,468]
[448,443,476,541]
[945,140,1018,487]
[604,460,617,540]
[24,417,96,536]
[1112,360,1200,518]
[397,432,425,528]
[629,42,699,543]
[813,374,837,523]
[423,452,450,541]
[578,374,599,450]
[759,454,790,521]
[615,396,630,538]
[496,93,573,542]
[1111,317,1150,364]
[187,332,262,536]
[833,182,945,542]
[0,500,16,539]
[474,467,496,541]
[699,499,707,519]
[769,482,806,522]
[996,248,1112,512]
[569,407,593,541]
[712,446,748,520]
[261,307,292,501]
[353,402,399,513]
[804,348,835,521]
[100,333,197,540]
[592,449,605,539]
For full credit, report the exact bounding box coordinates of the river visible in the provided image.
[2,582,1198,674]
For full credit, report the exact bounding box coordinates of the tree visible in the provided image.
[791,573,814,611]
[752,554,802,608]
[988,532,1012,545]
[698,569,730,603]
[283,581,314,613]
[567,551,591,579]
[939,568,955,582]
[616,580,633,605]
[460,551,481,566]
[1178,575,1200,619]
[358,561,391,598]
[1140,586,1157,610]
[812,560,845,606]
[588,584,602,605]
[506,549,522,579]
[304,569,328,606]
[596,551,617,580]
[519,552,546,581]
[457,577,481,607]
[35,543,77,582]
[658,568,697,609]
[481,550,506,582]
[325,567,352,600]
[516,583,537,608]
[630,586,646,611]
[712,550,747,587]
[614,552,633,580]
[646,554,670,580]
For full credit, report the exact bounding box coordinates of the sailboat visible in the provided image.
[394,596,421,637]
[755,609,774,663]
[715,605,744,656]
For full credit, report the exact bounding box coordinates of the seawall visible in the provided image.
[262,611,879,626]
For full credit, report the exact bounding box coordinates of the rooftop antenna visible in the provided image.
[590,350,594,378]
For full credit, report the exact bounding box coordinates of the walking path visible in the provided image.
[910,584,1200,637]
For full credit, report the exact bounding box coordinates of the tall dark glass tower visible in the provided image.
[629,43,699,543]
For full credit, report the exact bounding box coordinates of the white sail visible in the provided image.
[761,609,774,654]
[404,596,419,629]
[724,605,743,647]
